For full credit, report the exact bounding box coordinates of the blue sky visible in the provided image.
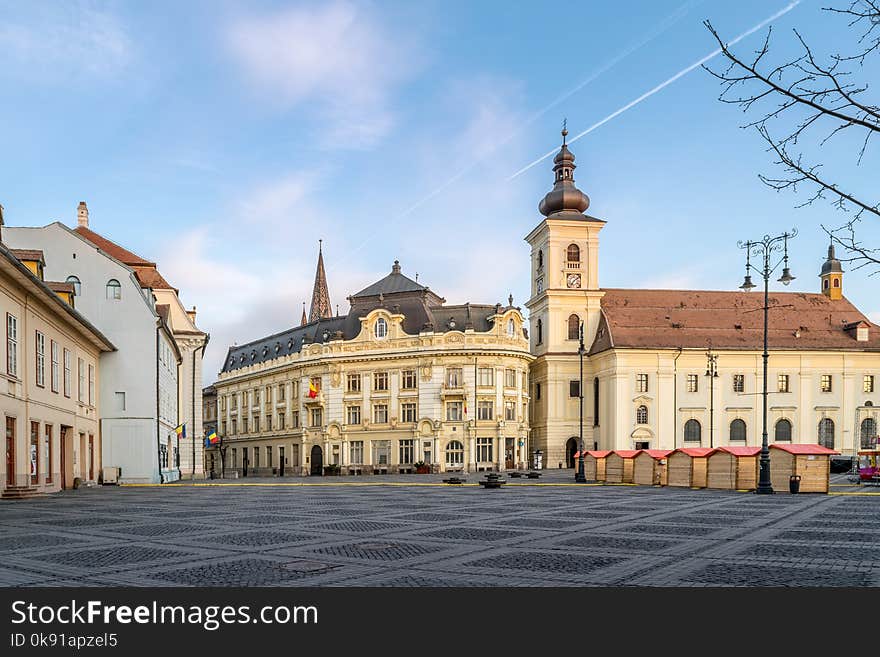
[1,0,877,383]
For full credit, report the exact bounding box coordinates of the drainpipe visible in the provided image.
[155,327,164,484]
[673,347,683,450]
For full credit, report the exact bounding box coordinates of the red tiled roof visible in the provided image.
[640,449,673,459]
[590,288,880,354]
[770,444,839,455]
[74,226,155,266]
[715,446,761,456]
[612,450,641,458]
[586,450,612,458]
[674,448,716,458]
[133,266,175,291]
[46,281,75,294]
[10,248,45,263]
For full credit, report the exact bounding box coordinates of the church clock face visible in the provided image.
[566,273,581,288]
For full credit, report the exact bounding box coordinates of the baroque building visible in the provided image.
[212,254,532,475]
[527,130,880,468]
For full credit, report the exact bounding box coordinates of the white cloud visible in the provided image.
[0,4,131,78]
[226,2,416,148]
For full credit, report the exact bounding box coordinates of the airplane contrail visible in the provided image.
[327,1,702,269]
[508,0,803,181]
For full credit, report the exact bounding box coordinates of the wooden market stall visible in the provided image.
[667,448,715,488]
[632,449,673,486]
[583,450,611,482]
[768,444,838,493]
[706,446,760,491]
[604,450,640,483]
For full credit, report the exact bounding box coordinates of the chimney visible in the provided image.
[186,306,197,324]
[77,201,89,228]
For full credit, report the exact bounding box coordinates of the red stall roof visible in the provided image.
[586,450,613,458]
[674,448,716,458]
[715,446,762,456]
[613,450,641,458]
[769,444,839,455]
[641,449,673,459]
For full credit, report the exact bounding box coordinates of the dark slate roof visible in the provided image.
[351,271,426,298]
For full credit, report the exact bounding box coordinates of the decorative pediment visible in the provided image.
[632,395,653,404]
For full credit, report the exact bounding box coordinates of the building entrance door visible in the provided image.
[310,445,323,475]
[505,438,514,469]
[279,446,285,477]
[566,437,578,468]
[5,417,15,488]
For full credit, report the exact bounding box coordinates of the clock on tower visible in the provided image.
[566,273,581,288]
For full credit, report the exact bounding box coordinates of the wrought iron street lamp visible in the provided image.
[575,321,587,483]
[738,229,797,494]
[705,348,719,448]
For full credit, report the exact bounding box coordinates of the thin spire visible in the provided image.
[562,118,567,145]
[300,302,307,326]
[309,240,332,322]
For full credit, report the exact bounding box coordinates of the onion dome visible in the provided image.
[820,243,843,275]
[538,128,591,218]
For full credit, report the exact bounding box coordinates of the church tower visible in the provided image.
[525,128,606,467]
[308,240,332,322]
[820,242,843,299]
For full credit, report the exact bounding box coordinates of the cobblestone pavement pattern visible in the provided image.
[1,472,877,587]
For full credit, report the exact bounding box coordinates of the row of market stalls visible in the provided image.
[578,444,838,493]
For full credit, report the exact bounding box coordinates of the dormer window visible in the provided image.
[507,318,515,336]
[287,339,294,350]
[240,355,245,364]
[275,344,281,353]
[261,347,268,356]
[374,317,387,339]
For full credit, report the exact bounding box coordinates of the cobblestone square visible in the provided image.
[1,472,877,587]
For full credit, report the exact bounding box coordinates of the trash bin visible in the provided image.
[789,474,801,494]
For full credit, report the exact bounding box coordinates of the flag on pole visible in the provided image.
[308,379,318,398]
[175,423,186,438]
[204,430,219,448]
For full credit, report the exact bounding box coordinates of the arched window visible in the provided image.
[833,278,840,288]
[446,440,464,466]
[774,419,792,442]
[374,317,387,339]
[66,275,81,297]
[537,250,544,269]
[105,279,121,300]
[823,279,829,290]
[818,418,835,449]
[593,377,599,426]
[730,419,746,442]
[507,318,515,336]
[567,314,580,340]
[636,405,648,425]
[684,419,701,443]
[567,243,580,264]
[861,417,877,449]
[536,319,543,345]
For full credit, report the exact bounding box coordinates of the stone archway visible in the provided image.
[566,437,578,468]
[310,445,323,476]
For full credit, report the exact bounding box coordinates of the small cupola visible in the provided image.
[538,126,591,218]
[820,242,843,299]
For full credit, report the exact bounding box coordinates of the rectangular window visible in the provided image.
[310,407,322,427]
[636,374,648,393]
[535,383,541,400]
[231,448,237,469]
[242,417,248,433]
[373,403,388,424]
[115,392,126,411]
[777,374,790,393]
[733,374,745,393]
[266,415,272,431]
[686,374,699,393]
[253,389,260,405]
[220,420,226,435]
[446,401,463,421]
[44,424,52,484]
[569,380,580,398]
[505,369,516,388]
[476,437,493,462]
[292,410,300,428]
[266,446,272,468]
[401,402,417,423]
[277,412,285,429]
[477,367,494,386]
[373,371,388,391]
[346,405,361,425]
[6,314,18,376]
[372,440,391,467]
[446,368,462,387]
[253,447,260,469]
[477,400,493,420]
[820,374,832,393]
[77,358,85,402]
[278,384,286,401]
[35,331,45,387]
[346,373,361,393]
[865,375,875,394]
[399,439,414,465]
[401,369,417,390]
[88,364,94,405]
[30,421,39,484]
[63,349,71,397]
[350,440,364,464]
[50,341,59,393]
[265,385,272,405]
[504,400,516,421]
[253,416,260,432]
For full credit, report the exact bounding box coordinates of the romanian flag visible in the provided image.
[175,423,186,438]
[204,430,219,448]
[308,380,318,398]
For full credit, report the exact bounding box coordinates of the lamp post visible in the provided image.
[575,321,587,483]
[738,229,797,494]
[705,349,719,448]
